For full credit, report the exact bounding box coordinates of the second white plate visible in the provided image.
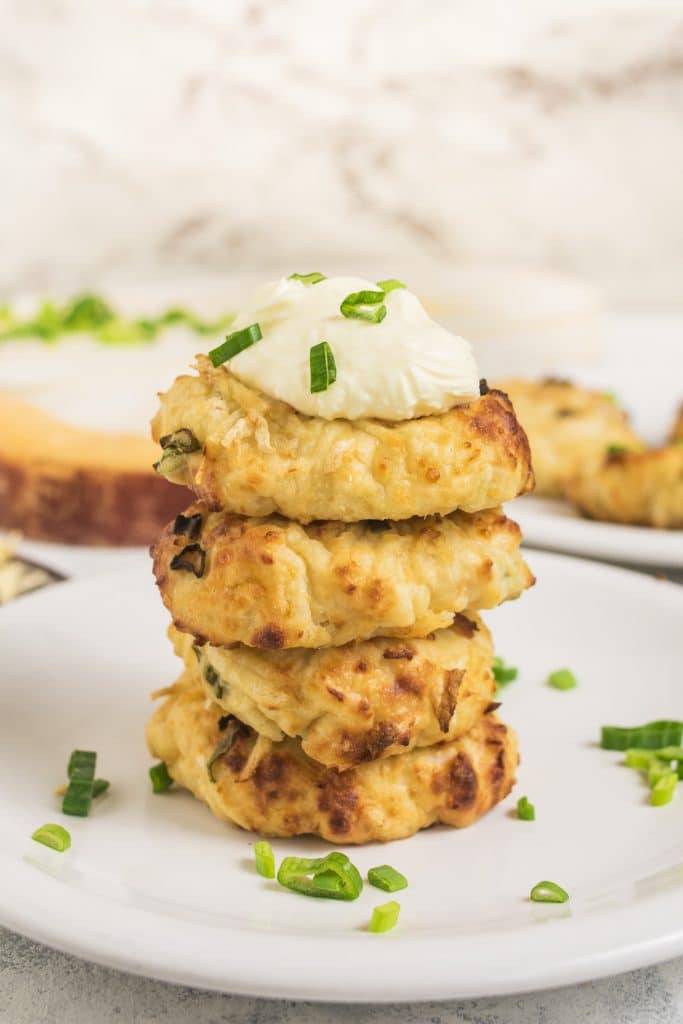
[512,496,683,569]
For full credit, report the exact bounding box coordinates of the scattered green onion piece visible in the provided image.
[606,444,630,457]
[62,749,97,817]
[288,272,326,285]
[309,340,337,394]
[368,900,401,933]
[651,771,678,807]
[92,779,110,798]
[67,750,97,781]
[601,720,683,751]
[368,865,408,893]
[31,824,71,853]
[149,762,173,794]
[624,749,655,770]
[547,668,577,691]
[209,323,262,367]
[648,760,672,788]
[277,852,363,901]
[493,656,518,686]
[254,841,276,879]
[603,391,618,404]
[376,279,406,293]
[530,880,569,904]
[653,747,683,761]
[517,796,536,821]
[340,291,387,323]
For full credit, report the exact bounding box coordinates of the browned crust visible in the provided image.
[153,501,534,648]
[0,452,191,546]
[564,445,683,529]
[146,675,518,844]
[152,362,534,522]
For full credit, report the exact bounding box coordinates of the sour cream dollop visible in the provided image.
[226,276,480,420]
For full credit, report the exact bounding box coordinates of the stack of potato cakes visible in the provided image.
[147,357,534,843]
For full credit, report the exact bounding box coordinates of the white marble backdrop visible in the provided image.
[1,0,682,304]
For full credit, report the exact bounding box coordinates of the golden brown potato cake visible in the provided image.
[496,378,641,498]
[154,502,534,649]
[152,358,533,522]
[670,403,683,445]
[146,674,517,843]
[565,445,683,528]
[170,613,496,770]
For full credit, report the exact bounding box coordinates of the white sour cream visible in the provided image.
[227,276,480,420]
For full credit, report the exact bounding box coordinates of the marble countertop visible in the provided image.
[3,926,683,1023]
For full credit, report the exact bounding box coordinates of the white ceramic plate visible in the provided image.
[511,496,683,569]
[1,552,683,1002]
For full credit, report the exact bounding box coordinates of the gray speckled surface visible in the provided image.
[2,927,683,1023]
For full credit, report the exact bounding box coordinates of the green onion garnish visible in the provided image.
[62,750,97,817]
[624,749,655,770]
[31,824,71,853]
[277,852,363,901]
[288,272,326,285]
[547,668,577,691]
[517,796,536,821]
[368,900,401,933]
[149,762,173,794]
[254,840,276,879]
[208,323,262,367]
[603,391,618,404]
[648,760,672,787]
[340,290,387,323]
[651,771,678,806]
[309,341,337,394]
[376,279,406,293]
[368,865,408,893]
[92,779,110,798]
[601,721,683,751]
[606,444,630,457]
[530,880,569,904]
[493,656,518,686]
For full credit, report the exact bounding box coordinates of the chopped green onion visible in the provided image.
[62,749,97,817]
[368,865,408,893]
[309,341,337,394]
[368,900,401,933]
[517,796,536,821]
[31,824,71,853]
[530,880,569,904]
[606,444,630,458]
[651,771,678,806]
[601,720,683,751]
[149,762,173,794]
[92,779,110,798]
[288,272,326,285]
[603,391,618,404]
[254,840,276,879]
[493,656,518,686]
[648,760,672,787]
[67,750,96,781]
[277,852,363,901]
[207,720,241,783]
[340,291,387,323]
[209,323,262,367]
[547,668,577,691]
[653,747,683,761]
[376,279,406,293]
[624,749,655,770]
